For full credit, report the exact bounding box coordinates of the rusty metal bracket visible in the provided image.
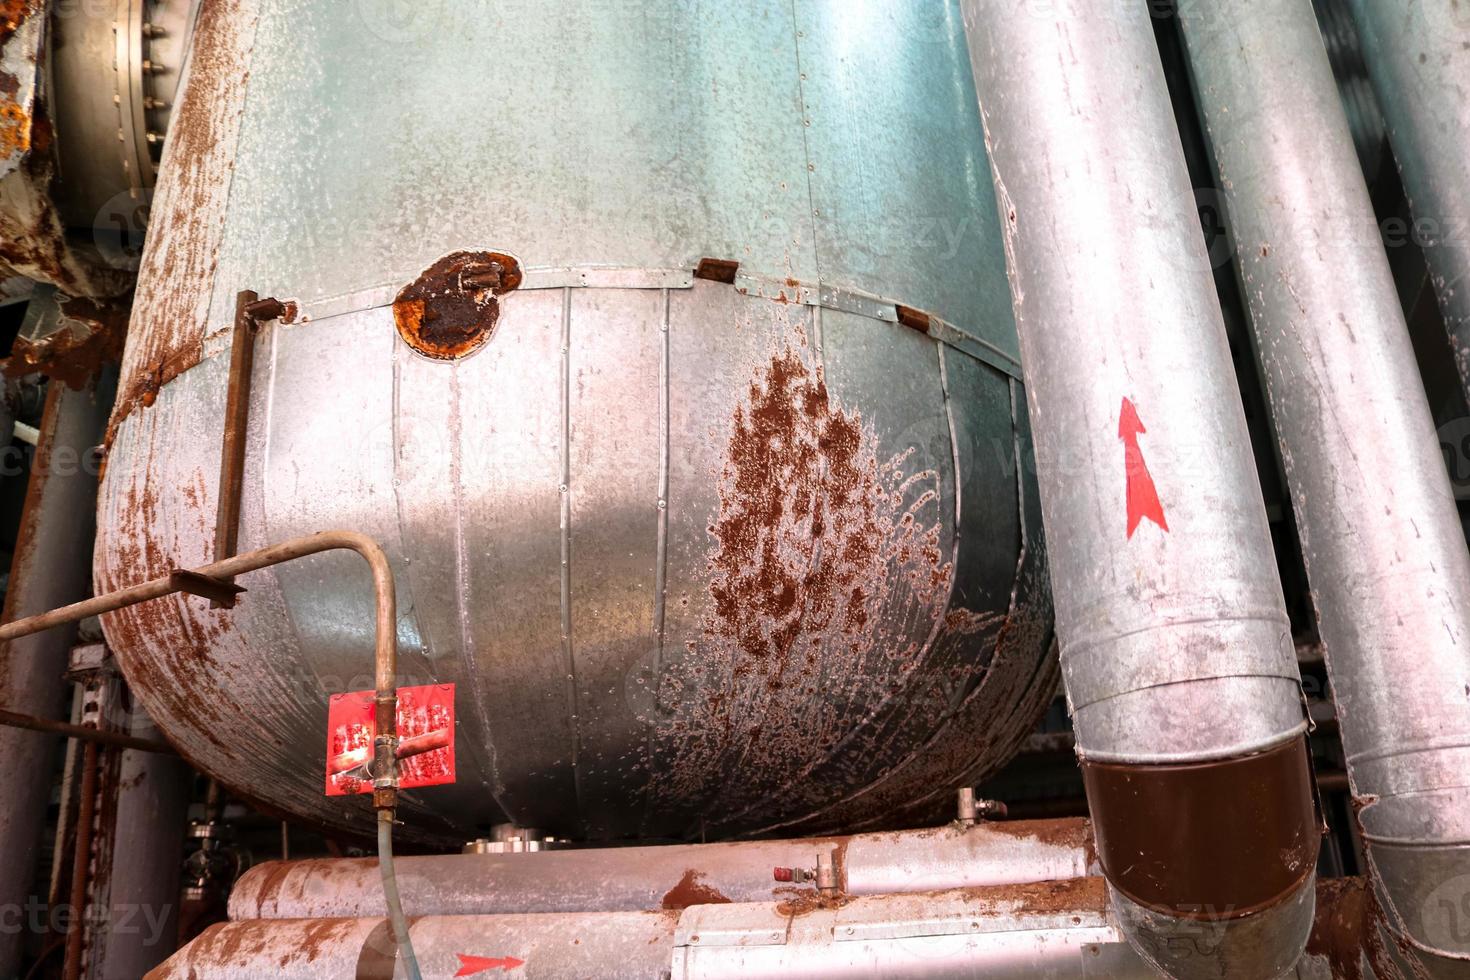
[212,290,286,607]
[168,569,246,607]
[694,257,740,284]
[895,304,932,334]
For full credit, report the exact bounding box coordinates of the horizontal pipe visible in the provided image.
[158,880,1158,980]
[0,708,175,755]
[230,818,1096,921]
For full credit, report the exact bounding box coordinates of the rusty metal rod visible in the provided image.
[0,709,175,755]
[62,740,97,980]
[0,531,398,752]
[0,530,420,979]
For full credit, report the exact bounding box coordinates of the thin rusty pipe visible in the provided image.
[0,530,419,979]
[0,531,398,759]
[62,739,97,980]
[0,709,175,755]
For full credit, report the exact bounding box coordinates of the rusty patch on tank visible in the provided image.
[644,341,983,831]
[392,251,522,360]
[705,347,948,674]
[661,869,732,910]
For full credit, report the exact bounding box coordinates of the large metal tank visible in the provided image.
[93,0,1055,845]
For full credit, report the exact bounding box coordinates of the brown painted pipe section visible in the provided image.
[1081,738,1320,921]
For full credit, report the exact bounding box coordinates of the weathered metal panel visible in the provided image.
[793,0,1018,361]
[112,0,263,424]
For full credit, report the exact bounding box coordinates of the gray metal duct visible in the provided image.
[960,3,1318,977]
[1345,0,1470,398]
[1179,1,1470,974]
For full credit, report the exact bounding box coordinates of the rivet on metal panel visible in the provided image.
[693,257,740,284]
[393,250,523,361]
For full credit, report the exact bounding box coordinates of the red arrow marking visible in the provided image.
[1119,397,1169,539]
[455,954,525,976]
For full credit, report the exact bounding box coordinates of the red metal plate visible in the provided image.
[326,683,456,796]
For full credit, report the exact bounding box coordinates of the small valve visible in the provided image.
[774,848,839,895]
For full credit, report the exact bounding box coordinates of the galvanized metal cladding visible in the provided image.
[95,0,1052,845]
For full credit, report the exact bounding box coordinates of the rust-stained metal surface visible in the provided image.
[110,0,262,429]
[3,290,132,390]
[393,251,522,361]
[150,909,681,980]
[0,2,135,298]
[97,0,1050,846]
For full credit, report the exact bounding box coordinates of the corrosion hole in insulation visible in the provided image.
[392,249,523,360]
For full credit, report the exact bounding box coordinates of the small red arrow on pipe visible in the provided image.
[455,955,525,976]
[1119,397,1169,539]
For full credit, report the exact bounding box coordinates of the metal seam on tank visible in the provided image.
[789,0,823,285]
[651,288,671,677]
[448,357,505,820]
[557,285,583,829]
[712,333,969,831]
[637,289,673,837]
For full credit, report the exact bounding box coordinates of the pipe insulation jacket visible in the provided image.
[1180,0,1470,972]
[960,3,1319,977]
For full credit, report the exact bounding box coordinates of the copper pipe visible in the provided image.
[0,531,412,974]
[0,709,175,755]
[62,739,98,980]
[0,531,399,766]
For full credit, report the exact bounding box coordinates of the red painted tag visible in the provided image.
[325,683,456,796]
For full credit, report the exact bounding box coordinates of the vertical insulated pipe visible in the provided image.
[961,4,1318,978]
[0,377,115,977]
[1180,2,1470,973]
[1346,0,1470,399]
